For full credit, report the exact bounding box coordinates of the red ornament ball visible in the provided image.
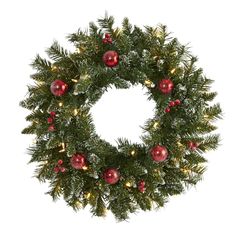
[103,168,120,184]
[150,145,168,162]
[159,78,174,94]
[50,79,68,96]
[70,153,86,169]
[102,50,119,67]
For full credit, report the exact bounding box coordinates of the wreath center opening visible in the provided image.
[90,84,156,146]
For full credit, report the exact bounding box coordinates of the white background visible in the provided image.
[0,0,235,235]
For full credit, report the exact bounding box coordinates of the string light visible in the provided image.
[55,185,61,192]
[73,108,79,116]
[153,55,158,60]
[82,166,88,171]
[76,46,86,54]
[181,168,191,174]
[71,79,78,83]
[130,150,136,156]
[32,139,37,144]
[153,121,160,129]
[125,182,132,188]
[51,65,58,72]
[204,114,210,121]
[59,143,66,153]
[170,68,176,74]
[75,200,82,208]
[58,102,63,107]
[144,79,155,88]
[80,74,90,80]
[85,192,91,199]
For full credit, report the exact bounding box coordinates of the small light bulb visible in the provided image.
[125,182,132,188]
[85,192,91,199]
[58,102,63,107]
[73,109,79,116]
[131,150,136,156]
[76,48,81,54]
[80,74,90,80]
[32,139,37,144]
[59,143,65,153]
[51,66,58,72]
[82,166,88,171]
[75,200,82,208]
[153,121,160,129]
[71,79,78,83]
[144,79,155,88]
[170,68,176,74]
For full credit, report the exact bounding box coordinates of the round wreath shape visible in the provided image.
[21,15,221,221]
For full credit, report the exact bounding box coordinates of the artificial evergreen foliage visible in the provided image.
[21,15,222,221]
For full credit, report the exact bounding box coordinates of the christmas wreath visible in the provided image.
[21,15,222,221]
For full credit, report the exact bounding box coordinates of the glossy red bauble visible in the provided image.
[103,168,120,184]
[102,50,119,67]
[70,153,86,169]
[50,79,68,96]
[158,78,174,94]
[150,145,168,162]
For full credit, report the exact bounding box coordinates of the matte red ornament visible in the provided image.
[159,78,174,94]
[57,159,63,165]
[103,168,120,184]
[188,141,198,150]
[47,117,53,124]
[165,107,171,113]
[48,124,55,132]
[102,50,119,67]
[150,145,168,162]
[50,111,56,117]
[175,99,181,105]
[169,101,175,107]
[102,33,112,44]
[102,38,108,44]
[60,167,66,173]
[50,79,68,96]
[54,166,60,173]
[70,153,86,169]
[138,180,146,193]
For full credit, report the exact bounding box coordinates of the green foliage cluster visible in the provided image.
[21,15,221,221]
